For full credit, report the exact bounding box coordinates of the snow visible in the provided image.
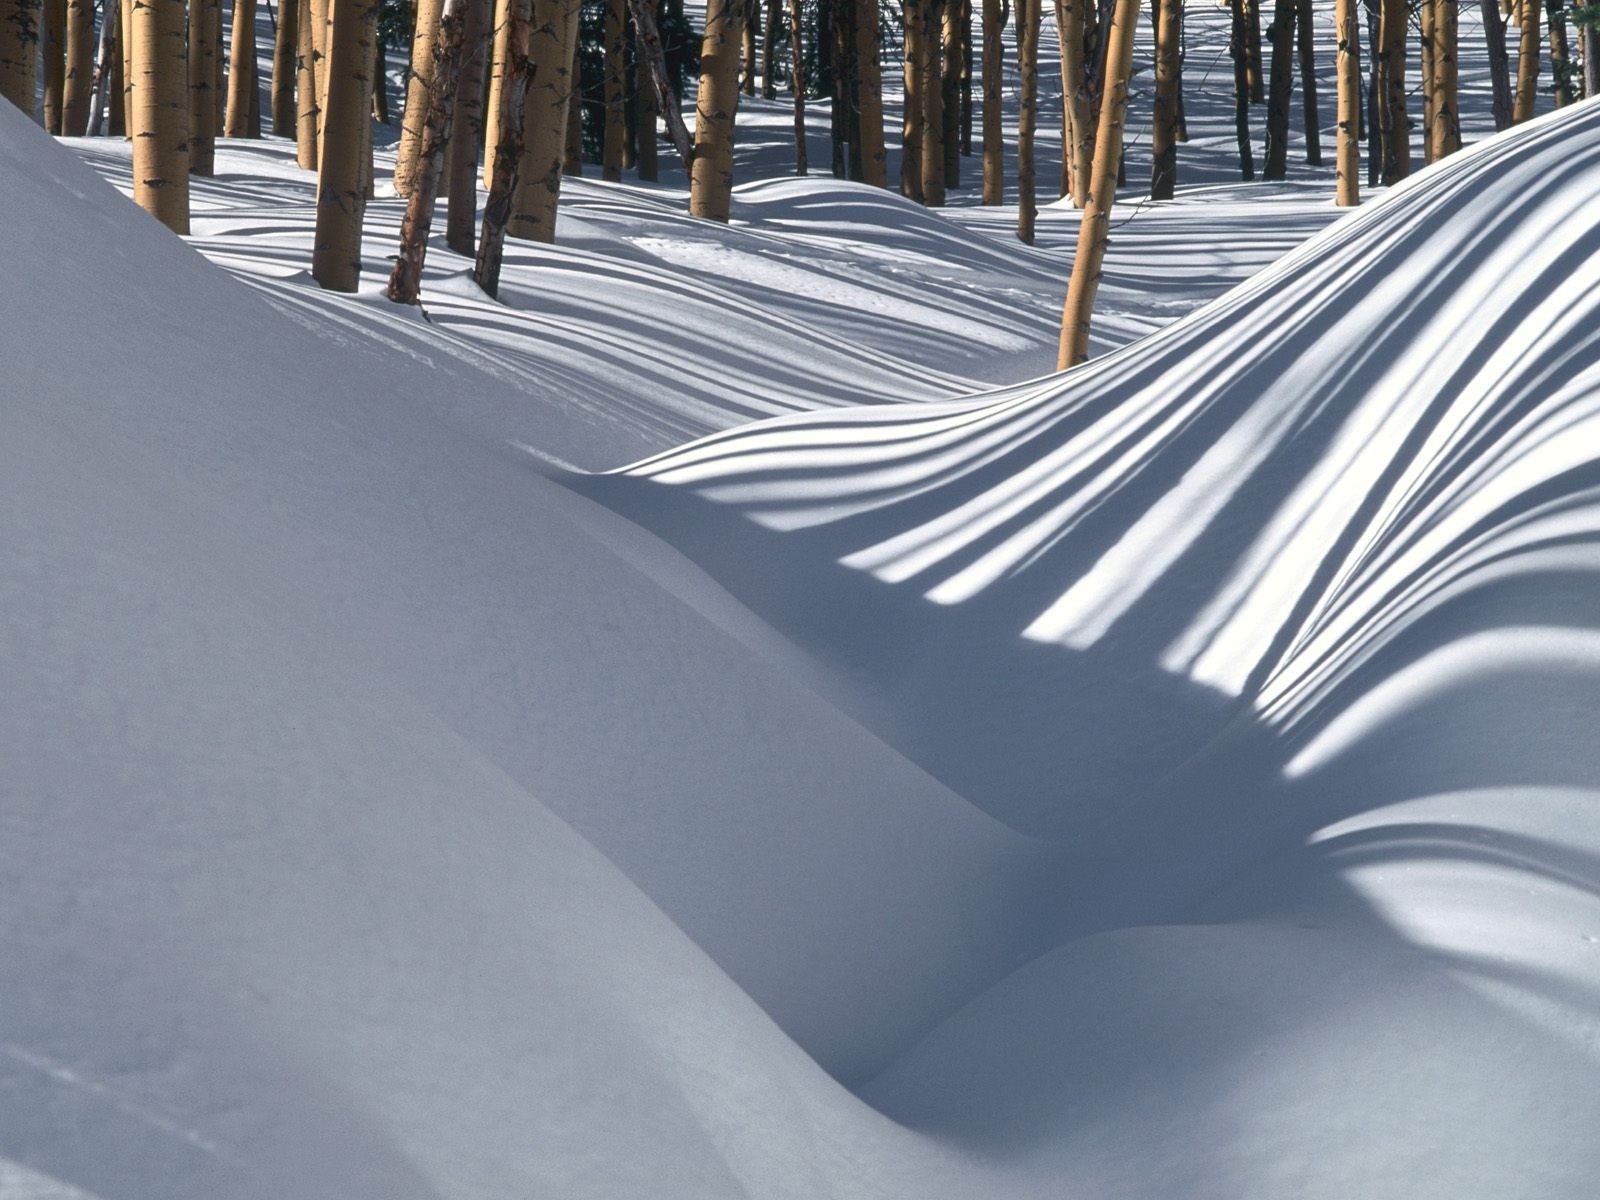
[7,3,1600,1197]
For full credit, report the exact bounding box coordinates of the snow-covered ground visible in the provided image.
[6,3,1599,1197]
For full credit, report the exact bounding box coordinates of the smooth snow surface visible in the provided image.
[6,23,1600,1200]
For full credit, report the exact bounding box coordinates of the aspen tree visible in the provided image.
[129,0,189,231]
[0,0,42,114]
[1480,0,1512,128]
[1431,0,1459,157]
[1262,0,1293,179]
[397,0,445,192]
[1584,18,1598,95]
[296,0,319,164]
[790,0,806,172]
[1057,0,1138,369]
[1062,0,1091,203]
[690,0,745,218]
[856,0,886,184]
[446,0,488,252]
[1294,0,1317,162]
[919,0,944,204]
[902,0,923,198]
[1230,0,1254,179]
[741,1,754,91]
[1244,0,1263,99]
[388,0,471,302]
[312,0,378,290]
[1017,0,1037,240]
[980,0,1001,203]
[86,0,118,132]
[1150,0,1178,198]
[635,21,658,178]
[1334,0,1358,204]
[1513,0,1539,120]
[482,0,509,184]
[271,0,298,131]
[507,0,581,237]
[603,0,625,179]
[62,0,92,129]
[1377,0,1406,179]
[475,0,530,295]
[119,0,132,133]
[225,0,257,135]
[190,0,218,171]
[960,0,973,152]
[43,0,65,131]
[1548,0,1573,104]
[107,1,126,133]
[761,0,777,96]
[370,34,387,120]
[941,0,960,185]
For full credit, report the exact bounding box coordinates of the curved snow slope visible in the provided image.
[0,102,1061,1197]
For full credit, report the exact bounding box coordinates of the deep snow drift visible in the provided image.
[7,41,1600,1200]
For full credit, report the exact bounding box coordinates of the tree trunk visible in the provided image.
[1261,0,1293,178]
[1293,0,1318,162]
[1057,0,1137,368]
[1513,0,1539,121]
[627,0,693,164]
[63,0,93,130]
[388,0,470,303]
[475,0,530,296]
[225,0,258,135]
[397,0,444,192]
[761,0,778,96]
[129,0,189,231]
[919,0,944,203]
[370,17,388,120]
[1245,0,1263,100]
[856,0,886,183]
[190,0,219,170]
[446,0,488,251]
[312,0,378,290]
[634,0,660,178]
[1335,0,1358,204]
[1378,0,1407,180]
[1066,0,1093,202]
[603,0,626,179]
[119,0,132,136]
[1230,0,1254,179]
[692,0,745,215]
[742,0,756,92]
[1150,0,1177,197]
[87,0,118,133]
[296,0,319,164]
[1480,0,1512,127]
[1548,0,1573,104]
[109,0,126,134]
[42,0,65,131]
[0,0,42,115]
[564,83,583,170]
[1431,0,1459,157]
[272,0,298,132]
[1017,0,1037,239]
[902,0,923,197]
[1584,23,1599,97]
[960,0,972,152]
[790,0,806,172]
[941,0,961,186]
[507,0,581,237]
[482,0,511,185]
[981,0,1001,202]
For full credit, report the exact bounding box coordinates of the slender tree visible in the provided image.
[981,0,1001,202]
[1064,0,1092,202]
[397,0,445,192]
[388,0,471,302]
[919,0,944,203]
[1548,0,1574,103]
[1017,0,1037,239]
[761,0,778,95]
[62,0,93,130]
[902,0,923,198]
[790,0,806,171]
[483,0,511,184]
[1584,11,1599,96]
[1431,0,1459,157]
[475,0,531,296]
[691,0,745,217]
[856,0,886,184]
[1513,0,1540,121]
[1230,0,1254,179]
[271,0,298,132]
[941,0,961,185]
[507,0,582,238]
[371,29,387,120]
[1480,0,1512,127]
[1262,0,1293,178]
[1377,0,1407,179]
[1057,0,1138,368]
[129,0,189,231]
[1293,0,1317,162]
[118,0,132,135]
[296,0,319,164]
[603,0,626,179]
[225,0,258,135]
[312,0,378,289]
[0,0,42,114]
[86,0,119,133]
[446,0,489,250]
[635,13,658,178]
[42,0,65,130]
[1335,0,1359,204]
[1245,0,1263,99]
[741,0,755,92]
[1151,0,1178,196]
[189,0,218,170]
